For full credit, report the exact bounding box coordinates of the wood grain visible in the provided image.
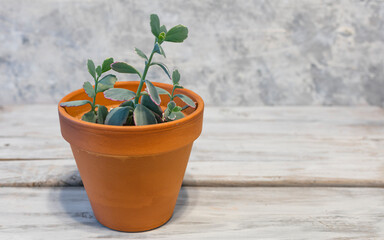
[2,105,384,238]
[1,105,384,187]
[1,187,384,239]
[2,158,384,187]
[2,105,384,160]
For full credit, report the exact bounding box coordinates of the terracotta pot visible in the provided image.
[58,81,204,232]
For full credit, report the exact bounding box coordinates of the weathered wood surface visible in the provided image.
[2,105,384,160]
[1,105,384,187]
[1,187,384,239]
[2,105,384,238]
[3,158,384,187]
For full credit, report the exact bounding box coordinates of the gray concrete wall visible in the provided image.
[1,0,384,106]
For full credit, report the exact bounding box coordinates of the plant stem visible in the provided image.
[92,76,100,113]
[171,85,176,100]
[135,46,156,104]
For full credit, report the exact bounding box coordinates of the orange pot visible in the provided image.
[58,81,204,232]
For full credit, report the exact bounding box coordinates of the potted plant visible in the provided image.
[58,14,204,232]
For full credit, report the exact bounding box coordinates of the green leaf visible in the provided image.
[97,74,117,93]
[111,62,141,76]
[97,105,108,124]
[150,14,161,37]
[82,111,97,123]
[165,25,188,43]
[145,80,161,105]
[169,111,185,121]
[133,104,157,126]
[153,43,161,54]
[164,101,176,119]
[141,94,163,116]
[83,81,95,98]
[87,59,96,79]
[174,94,196,108]
[96,66,102,77]
[155,87,171,97]
[164,100,183,121]
[105,107,130,126]
[164,111,172,120]
[168,112,176,120]
[172,69,180,85]
[175,111,185,119]
[173,106,182,112]
[160,25,167,33]
[104,88,136,101]
[135,48,148,60]
[60,100,92,107]
[167,101,176,110]
[151,62,171,79]
[101,57,114,73]
[158,32,166,44]
[119,100,135,108]
[159,45,166,58]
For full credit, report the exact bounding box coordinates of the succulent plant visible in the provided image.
[60,14,196,126]
[60,58,116,124]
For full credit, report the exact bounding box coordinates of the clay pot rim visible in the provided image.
[58,81,204,132]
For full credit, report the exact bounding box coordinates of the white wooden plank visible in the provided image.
[1,106,384,160]
[2,133,383,161]
[1,187,384,239]
[0,159,81,187]
[3,105,384,126]
[1,105,384,187]
[1,157,384,187]
[3,105,384,140]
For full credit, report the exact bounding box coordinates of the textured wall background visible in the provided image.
[1,0,384,106]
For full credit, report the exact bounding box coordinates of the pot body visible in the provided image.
[58,81,204,232]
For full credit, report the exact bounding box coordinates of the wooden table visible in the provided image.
[1,105,384,239]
